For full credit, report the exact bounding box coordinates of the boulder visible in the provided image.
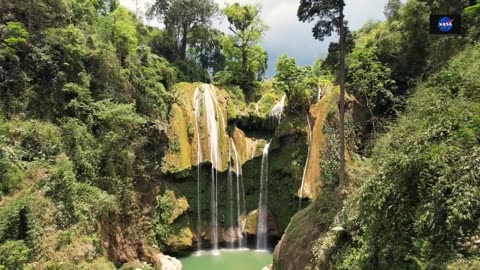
[245,209,280,237]
[153,253,182,270]
[223,226,244,244]
[166,227,193,252]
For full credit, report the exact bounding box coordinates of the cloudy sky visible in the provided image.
[119,0,388,76]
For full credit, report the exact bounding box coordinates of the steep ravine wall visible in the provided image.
[158,82,352,258]
[159,83,315,252]
[273,88,357,270]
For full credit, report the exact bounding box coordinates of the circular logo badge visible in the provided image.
[438,17,454,33]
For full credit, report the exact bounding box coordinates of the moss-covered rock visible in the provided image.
[169,197,189,225]
[295,87,338,200]
[163,83,253,174]
[244,209,280,237]
[272,189,343,270]
[165,227,193,253]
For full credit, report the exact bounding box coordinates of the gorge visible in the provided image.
[155,80,348,269]
[1,0,479,269]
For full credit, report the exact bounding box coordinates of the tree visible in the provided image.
[274,54,316,111]
[384,0,402,20]
[148,0,219,60]
[112,7,139,65]
[188,26,226,74]
[321,29,354,77]
[298,0,347,185]
[275,54,305,96]
[348,47,396,134]
[0,22,30,115]
[223,3,269,92]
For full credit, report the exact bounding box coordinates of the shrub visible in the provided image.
[11,120,63,163]
[0,240,30,270]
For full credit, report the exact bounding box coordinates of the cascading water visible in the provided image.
[255,94,287,250]
[256,141,271,250]
[194,84,225,254]
[231,139,246,248]
[193,88,203,251]
[195,86,287,252]
[299,114,312,209]
[227,149,235,249]
[318,86,323,100]
[270,95,286,122]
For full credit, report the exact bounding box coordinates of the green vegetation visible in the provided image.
[272,1,480,270]
[280,1,480,269]
[334,43,480,270]
[220,3,269,94]
[148,0,219,60]
[1,0,480,268]
[274,54,318,112]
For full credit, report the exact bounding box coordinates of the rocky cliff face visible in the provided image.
[158,83,309,252]
[151,82,353,257]
[272,86,357,270]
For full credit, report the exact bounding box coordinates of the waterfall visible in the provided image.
[256,141,271,250]
[270,95,286,122]
[231,139,246,248]
[193,84,225,254]
[299,114,312,209]
[193,88,203,251]
[318,86,322,100]
[227,150,234,249]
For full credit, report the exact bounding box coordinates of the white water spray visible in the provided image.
[270,95,286,122]
[194,84,225,253]
[256,141,271,250]
[193,88,203,250]
[231,139,246,248]
[227,149,235,249]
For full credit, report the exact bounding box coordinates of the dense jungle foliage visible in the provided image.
[0,0,479,269]
[309,0,480,269]
[0,0,317,268]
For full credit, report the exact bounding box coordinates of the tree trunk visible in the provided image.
[180,24,188,60]
[365,94,377,135]
[242,44,248,78]
[338,3,346,186]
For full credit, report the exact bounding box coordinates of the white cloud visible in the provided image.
[119,0,388,76]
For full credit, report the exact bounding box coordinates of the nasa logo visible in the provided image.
[430,14,461,35]
[438,16,454,33]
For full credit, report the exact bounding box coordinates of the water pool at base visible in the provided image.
[179,249,273,270]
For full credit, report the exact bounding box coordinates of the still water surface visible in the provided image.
[179,249,273,270]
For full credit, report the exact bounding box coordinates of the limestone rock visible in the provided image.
[163,83,230,174]
[223,226,244,244]
[166,227,193,252]
[245,209,280,237]
[231,127,267,164]
[169,197,189,224]
[153,253,182,270]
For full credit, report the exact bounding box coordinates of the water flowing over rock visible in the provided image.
[269,95,286,122]
[231,127,266,162]
[227,149,235,249]
[256,141,271,250]
[163,83,304,253]
[299,114,313,207]
[231,139,247,248]
[193,84,226,252]
[193,87,203,251]
[296,88,335,200]
[245,209,280,237]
